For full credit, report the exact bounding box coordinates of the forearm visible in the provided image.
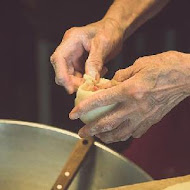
[103,0,170,39]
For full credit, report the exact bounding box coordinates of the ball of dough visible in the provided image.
[75,74,116,124]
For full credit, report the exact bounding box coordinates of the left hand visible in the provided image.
[50,18,124,94]
[70,51,190,143]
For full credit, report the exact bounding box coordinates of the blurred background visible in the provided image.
[1,0,190,180]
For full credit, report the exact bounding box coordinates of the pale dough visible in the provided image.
[75,74,116,124]
[164,181,190,190]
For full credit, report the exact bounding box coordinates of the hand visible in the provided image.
[50,18,124,94]
[69,51,190,143]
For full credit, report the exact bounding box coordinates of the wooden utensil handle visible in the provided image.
[51,137,94,190]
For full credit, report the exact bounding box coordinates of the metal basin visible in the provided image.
[0,120,152,190]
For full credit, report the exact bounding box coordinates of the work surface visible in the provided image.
[104,175,190,190]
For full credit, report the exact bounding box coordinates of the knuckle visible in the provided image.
[133,57,143,66]
[55,77,65,86]
[114,69,126,78]
[133,56,149,66]
[132,133,142,138]
[86,59,103,72]
[50,54,56,65]
[50,46,62,64]
[132,129,143,138]
[87,59,102,66]
[98,34,110,46]
[166,50,178,55]
[114,68,133,82]
[116,131,130,141]
[94,120,115,134]
[165,50,183,61]
[64,27,79,38]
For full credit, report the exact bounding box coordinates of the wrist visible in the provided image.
[102,0,170,40]
[102,1,136,40]
[101,17,125,38]
[103,0,155,40]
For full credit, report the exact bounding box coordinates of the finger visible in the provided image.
[85,36,106,80]
[78,101,142,138]
[70,75,84,92]
[96,79,121,90]
[55,73,83,94]
[78,103,128,138]
[97,65,137,89]
[113,66,135,82]
[51,45,74,93]
[97,116,141,144]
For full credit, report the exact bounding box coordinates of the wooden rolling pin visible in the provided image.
[103,175,190,190]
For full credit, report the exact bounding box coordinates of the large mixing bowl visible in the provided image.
[0,120,152,190]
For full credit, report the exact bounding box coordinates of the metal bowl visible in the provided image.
[0,120,152,190]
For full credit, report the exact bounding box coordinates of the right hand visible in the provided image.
[69,51,190,143]
[50,18,125,94]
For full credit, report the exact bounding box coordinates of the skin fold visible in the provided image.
[50,0,190,143]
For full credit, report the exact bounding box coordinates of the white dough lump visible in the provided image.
[75,74,117,124]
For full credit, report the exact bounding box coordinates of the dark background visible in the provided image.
[1,0,190,179]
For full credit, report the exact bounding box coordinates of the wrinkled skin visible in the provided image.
[50,18,124,94]
[70,51,190,143]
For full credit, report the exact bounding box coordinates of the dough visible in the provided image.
[164,181,190,190]
[75,74,117,124]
